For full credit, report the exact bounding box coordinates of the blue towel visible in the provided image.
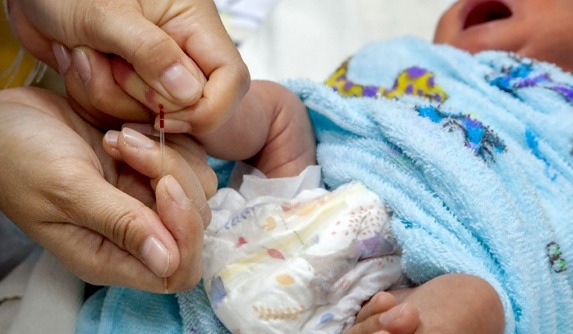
[286,37,573,333]
[77,37,573,334]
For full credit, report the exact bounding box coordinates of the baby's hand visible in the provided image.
[109,56,244,136]
[8,0,249,132]
[194,80,318,178]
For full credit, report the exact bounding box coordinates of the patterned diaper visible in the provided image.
[203,166,403,333]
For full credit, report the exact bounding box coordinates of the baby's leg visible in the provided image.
[346,274,504,334]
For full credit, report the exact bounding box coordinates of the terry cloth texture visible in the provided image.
[285,36,573,334]
[77,37,573,334]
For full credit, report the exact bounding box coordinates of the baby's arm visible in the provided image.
[110,62,316,178]
[194,80,317,178]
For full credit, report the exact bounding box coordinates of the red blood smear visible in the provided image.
[159,104,165,128]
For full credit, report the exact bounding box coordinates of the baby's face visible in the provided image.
[434,0,573,72]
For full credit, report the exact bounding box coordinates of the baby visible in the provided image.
[76,0,573,333]
[175,0,573,333]
[4,0,573,333]
[183,1,573,333]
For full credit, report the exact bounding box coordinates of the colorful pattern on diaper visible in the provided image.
[203,182,403,333]
[325,60,447,102]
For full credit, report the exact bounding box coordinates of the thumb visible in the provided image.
[92,10,205,105]
[69,178,181,279]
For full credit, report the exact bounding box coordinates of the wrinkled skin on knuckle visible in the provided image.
[104,209,141,251]
[130,29,174,71]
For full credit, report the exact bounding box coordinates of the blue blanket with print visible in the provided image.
[77,37,573,334]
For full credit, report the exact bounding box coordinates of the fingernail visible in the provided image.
[52,42,71,75]
[378,303,408,327]
[103,130,120,149]
[141,236,170,277]
[121,127,155,148]
[165,175,192,210]
[72,48,92,84]
[160,63,201,102]
[162,118,192,133]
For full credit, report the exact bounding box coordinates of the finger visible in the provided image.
[36,161,183,281]
[165,133,218,200]
[88,8,205,105]
[103,124,217,199]
[102,128,212,292]
[0,89,179,290]
[60,45,153,128]
[161,65,250,135]
[162,6,250,135]
[7,2,56,68]
[346,303,419,334]
[37,180,203,292]
[110,56,184,113]
[156,175,205,292]
[377,303,419,334]
[39,219,181,292]
[355,291,398,323]
[108,127,213,225]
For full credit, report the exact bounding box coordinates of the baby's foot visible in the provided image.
[345,291,420,334]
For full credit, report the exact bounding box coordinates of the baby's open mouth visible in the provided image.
[463,1,512,30]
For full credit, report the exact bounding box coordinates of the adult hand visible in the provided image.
[0,87,216,292]
[6,0,250,131]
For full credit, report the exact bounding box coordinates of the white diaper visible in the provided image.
[203,165,403,333]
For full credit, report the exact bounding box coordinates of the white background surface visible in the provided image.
[239,0,456,82]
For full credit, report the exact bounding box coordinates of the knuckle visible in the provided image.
[104,209,140,250]
[131,33,174,68]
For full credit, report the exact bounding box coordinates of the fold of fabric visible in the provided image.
[78,36,573,334]
[284,36,573,333]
